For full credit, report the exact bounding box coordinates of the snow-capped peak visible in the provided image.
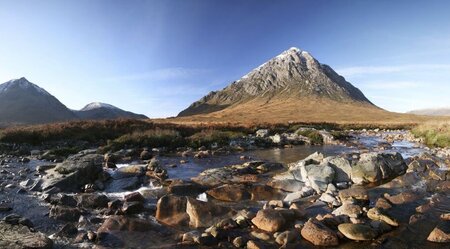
[81,102,119,111]
[0,77,51,96]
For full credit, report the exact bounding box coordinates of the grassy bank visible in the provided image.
[412,121,450,148]
[0,118,429,155]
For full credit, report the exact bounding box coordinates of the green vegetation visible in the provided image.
[296,129,323,145]
[104,128,185,151]
[412,121,450,148]
[188,130,245,148]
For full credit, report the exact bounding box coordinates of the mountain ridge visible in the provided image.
[0,78,147,126]
[178,47,376,119]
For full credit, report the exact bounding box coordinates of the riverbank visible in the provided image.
[0,130,448,248]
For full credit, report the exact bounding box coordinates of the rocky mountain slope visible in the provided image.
[0,77,77,126]
[74,102,148,120]
[0,78,147,126]
[178,47,377,120]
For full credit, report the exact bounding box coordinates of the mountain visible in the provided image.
[0,78,147,126]
[177,47,386,122]
[0,77,77,126]
[408,108,450,116]
[74,102,148,120]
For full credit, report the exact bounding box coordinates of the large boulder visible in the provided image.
[301,218,339,246]
[186,197,234,228]
[155,195,189,226]
[206,184,250,202]
[351,152,407,184]
[251,209,286,233]
[41,153,104,192]
[267,178,305,192]
[49,206,81,222]
[305,163,335,193]
[326,156,352,183]
[97,216,174,248]
[76,193,109,209]
[0,221,53,249]
[338,223,377,241]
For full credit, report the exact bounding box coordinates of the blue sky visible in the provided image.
[1,0,450,117]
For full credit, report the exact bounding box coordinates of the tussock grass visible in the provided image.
[412,121,450,148]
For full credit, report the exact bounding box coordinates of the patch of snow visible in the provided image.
[0,77,51,96]
[196,192,208,202]
[81,102,118,111]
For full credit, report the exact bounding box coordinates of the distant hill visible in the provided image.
[407,108,450,116]
[0,78,147,126]
[177,47,397,123]
[74,102,148,120]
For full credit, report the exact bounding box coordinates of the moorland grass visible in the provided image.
[412,121,450,148]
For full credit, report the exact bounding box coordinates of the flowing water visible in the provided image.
[1,132,447,249]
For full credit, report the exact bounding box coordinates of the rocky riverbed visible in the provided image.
[0,130,449,249]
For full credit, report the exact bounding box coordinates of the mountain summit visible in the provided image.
[0,78,147,126]
[178,47,375,119]
[75,102,148,120]
[0,77,76,125]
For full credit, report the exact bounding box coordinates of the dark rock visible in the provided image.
[49,206,81,222]
[155,195,189,226]
[56,223,78,237]
[77,193,109,209]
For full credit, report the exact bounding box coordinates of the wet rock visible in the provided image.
[374,197,393,210]
[2,214,33,228]
[0,204,12,212]
[384,191,421,205]
[107,176,142,191]
[251,209,286,233]
[97,215,174,248]
[0,221,53,249]
[351,152,407,184]
[49,205,81,222]
[370,220,392,234]
[56,223,78,237]
[338,223,377,241]
[194,150,210,159]
[140,149,152,160]
[182,230,200,243]
[267,179,305,192]
[41,153,103,191]
[249,184,283,201]
[367,207,398,226]
[275,230,299,245]
[327,156,352,182]
[305,163,335,193]
[77,193,109,208]
[167,180,207,196]
[155,195,189,226]
[186,197,234,228]
[300,218,339,246]
[250,230,271,240]
[246,240,275,249]
[283,187,314,203]
[124,192,145,203]
[338,187,369,203]
[122,201,144,215]
[427,221,450,243]
[206,184,250,202]
[194,233,217,246]
[233,236,247,247]
[332,203,363,218]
